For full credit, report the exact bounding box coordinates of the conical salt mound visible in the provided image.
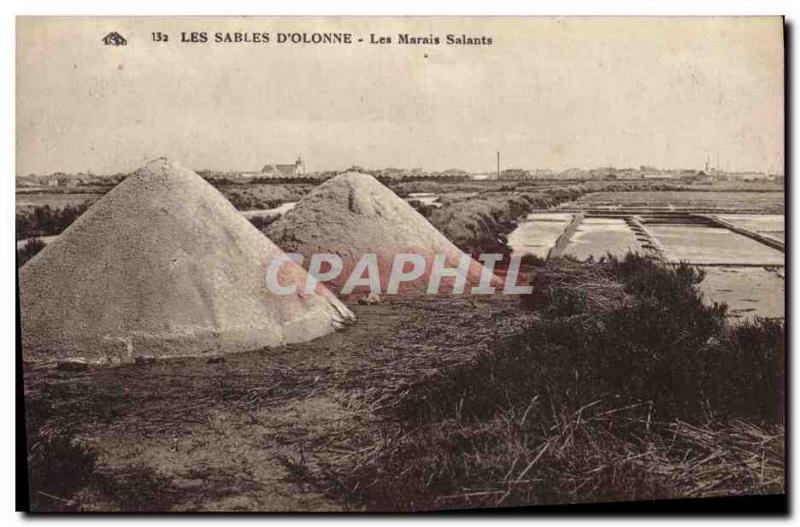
[19,158,353,363]
[267,172,500,294]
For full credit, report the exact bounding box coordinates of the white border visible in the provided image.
[4,1,796,526]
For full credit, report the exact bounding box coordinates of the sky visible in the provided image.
[16,17,784,176]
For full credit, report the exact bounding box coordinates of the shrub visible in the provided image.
[16,202,91,239]
[426,186,590,255]
[225,192,283,210]
[17,238,47,267]
[397,254,780,425]
[25,399,98,511]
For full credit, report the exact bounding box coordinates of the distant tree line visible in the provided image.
[16,203,91,240]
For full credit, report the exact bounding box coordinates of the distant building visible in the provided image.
[260,157,305,178]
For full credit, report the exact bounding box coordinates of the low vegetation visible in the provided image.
[427,186,587,254]
[24,397,98,511]
[217,184,311,210]
[303,254,784,510]
[16,204,93,266]
[17,238,47,267]
[16,203,91,240]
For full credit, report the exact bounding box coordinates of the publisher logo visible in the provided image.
[102,32,128,46]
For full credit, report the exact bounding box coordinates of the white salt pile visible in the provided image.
[267,172,499,294]
[19,158,353,363]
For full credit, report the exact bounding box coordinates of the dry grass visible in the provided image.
[654,420,784,498]
[309,405,783,511]
[282,255,784,511]
[522,256,633,316]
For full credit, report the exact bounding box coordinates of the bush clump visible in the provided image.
[427,186,588,255]
[399,254,781,425]
[25,399,99,511]
[17,237,47,267]
[16,202,91,240]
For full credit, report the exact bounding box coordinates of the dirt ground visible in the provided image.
[23,295,533,511]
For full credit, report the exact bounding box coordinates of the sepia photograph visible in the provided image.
[15,16,785,513]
